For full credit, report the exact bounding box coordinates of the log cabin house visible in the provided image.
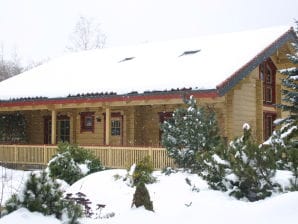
[0,26,297,150]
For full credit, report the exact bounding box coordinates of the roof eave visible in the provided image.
[0,89,219,109]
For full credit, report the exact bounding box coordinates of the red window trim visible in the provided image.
[259,58,276,105]
[263,112,276,141]
[80,112,95,133]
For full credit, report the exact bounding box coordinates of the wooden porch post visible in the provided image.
[51,110,57,144]
[105,107,111,145]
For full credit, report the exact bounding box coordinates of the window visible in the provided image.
[58,119,70,142]
[259,58,276,105]
[111,120,121,136]
[44,115,70,144]
[265,64,272,84]
[265,87,273,103]
[80,112,95,132]
[263,112,276,141]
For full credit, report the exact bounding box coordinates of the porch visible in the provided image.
[0,144,175,170]
[13,105,182,147]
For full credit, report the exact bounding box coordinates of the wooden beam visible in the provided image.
[71,110,77,144]
[105,107,111,145]
[51,110,57,144]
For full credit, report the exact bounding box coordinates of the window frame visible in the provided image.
[263,112,276,141]
[44,115,70,144]
[111,119,121,136]
[259,58,276,105]
[80,112,95,133]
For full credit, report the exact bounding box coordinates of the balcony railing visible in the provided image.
[0,144,174,170]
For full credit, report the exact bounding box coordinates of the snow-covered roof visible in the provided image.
[0,26,295,101]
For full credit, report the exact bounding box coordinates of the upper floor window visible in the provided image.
[259,58,276,105]
[80,112,95,132]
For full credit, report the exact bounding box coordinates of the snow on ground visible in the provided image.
[0,166,31,203]
[1,167,298,224]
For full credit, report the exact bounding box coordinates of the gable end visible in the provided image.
[216,28,297,96]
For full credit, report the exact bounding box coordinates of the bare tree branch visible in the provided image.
[66,16,106,52]
[0,45,23,81]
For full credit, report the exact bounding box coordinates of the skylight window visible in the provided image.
[179,50,200,57]
[119,57,135,63]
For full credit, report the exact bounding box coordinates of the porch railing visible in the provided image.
[0,145,175,170]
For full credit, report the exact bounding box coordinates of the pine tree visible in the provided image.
[228,125,278,201]
[5,171,83,222]
[278,24,298,144]
[199,143,230,191]
[161,95,221,170]
[274,22,298,190]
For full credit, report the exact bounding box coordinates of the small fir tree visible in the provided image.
[227,124,278,201]
[161,96,221,170]
[132,183,154,211]
[5,171,82,223]
[131,156,154,211]
[198,143,230,191]
[132,156,156,186]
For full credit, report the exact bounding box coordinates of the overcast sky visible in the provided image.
[0,0,297,64]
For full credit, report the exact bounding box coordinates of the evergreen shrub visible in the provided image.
[161,96,221,170]
[48,142,104,185]
[5,171,83,223]
[131,156,154,211]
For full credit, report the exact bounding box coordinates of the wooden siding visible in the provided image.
[24,110,48,144]
[75,110,104,145]
[225,67,259,140]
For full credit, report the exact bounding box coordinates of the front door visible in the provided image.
[44,116,70,144]
[110,116,123,146]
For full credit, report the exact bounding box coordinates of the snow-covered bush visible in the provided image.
[226,125,279,201]
[48,142,104,185]
[161,96,221,170]
[133,156,156,186]
[201,124,280,201]
[264,127,298,191]
[132,182,154,211]
[131,157,154,211]
[198,144,230,191]
[5,171,82,223]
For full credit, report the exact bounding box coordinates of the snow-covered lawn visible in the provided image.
[0,167,298,224]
